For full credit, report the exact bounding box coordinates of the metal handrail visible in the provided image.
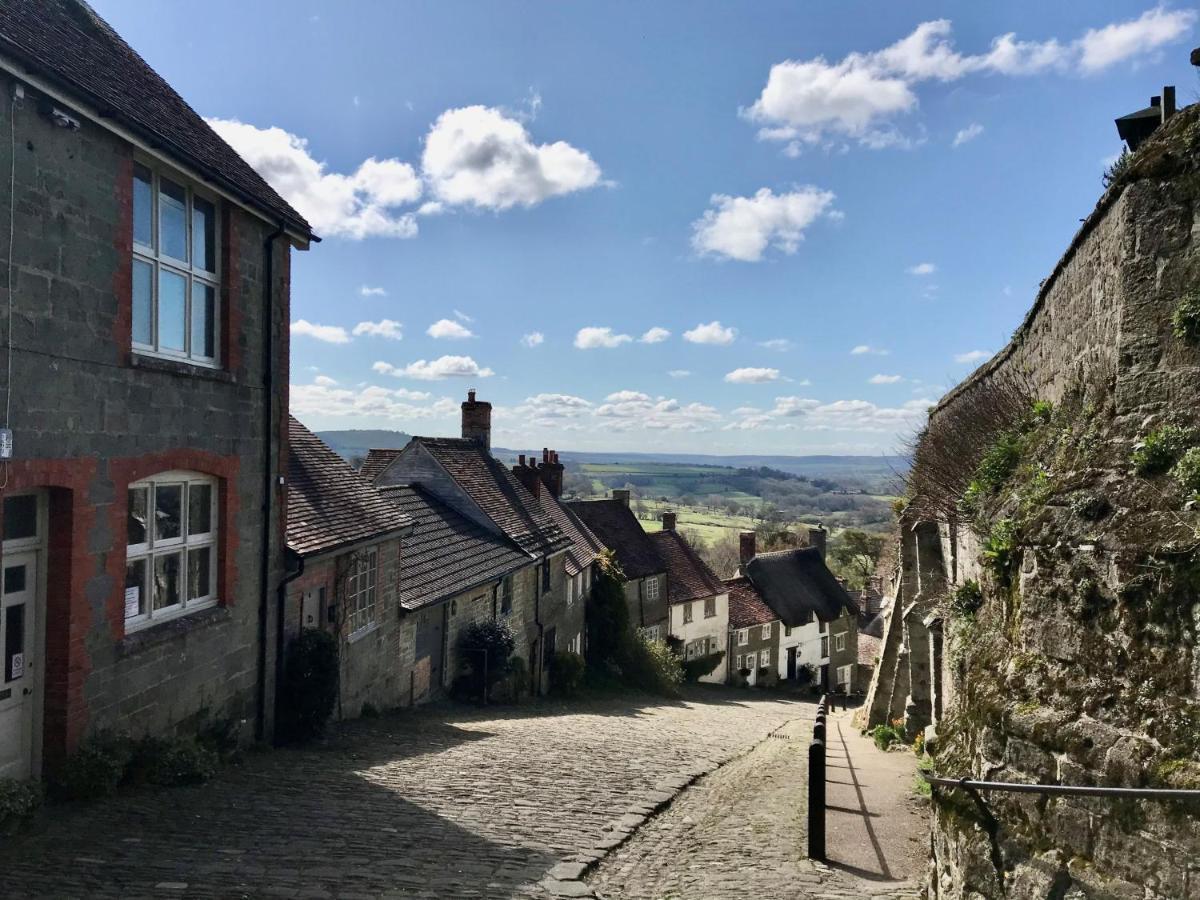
[923,772,1200,801]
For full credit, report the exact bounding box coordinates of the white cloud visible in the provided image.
[427,318,475,340]
[759,338,793,351]
[313,374,338,387]
[575,327,633,349]
[744,11,1195,149]
[206,118,420,239]
[291,319,350,344]
[453,309,474,323]
[290,382,454,421]
[954,349,990,364]
[952,123,984,147]
[422,105,602,210]
[639,327,671,344]
[359,285,387,297]
[691,187,837,262]
[683,321,738,345]
[851,344,889,355]
[521,331,545,348]
[595,390,721,433]
[722,394,932,433]
[908,262,936,276]
[725,367,782,384]
[869,374,903,384]
[373,356,495,380]
[502,393,593,427]
[352,319,403,340]
[668,369,692,379]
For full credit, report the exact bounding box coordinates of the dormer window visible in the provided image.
[132,162,220,365]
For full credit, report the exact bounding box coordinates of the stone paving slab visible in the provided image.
[0,687,804,898]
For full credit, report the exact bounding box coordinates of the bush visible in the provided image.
[796,663,817,686]
[143,739,218,787]
[459,619,517,700]
[1172,293,1200,346]
[551,651,585,697]
[491,655,529,704]
[682,651,725,683]
[1173,447,1200,497]
[870,723,904,751]
[279,628,340,743]
[982,519,1019,585]
[949,580,983,617]
[585,558,631,669]
[1132,425,1193,477]
[965,432,1023,502]
[618,633,683,696]
[0,778,42,832]
[52,732,134,799]
[1102,147,1131,188]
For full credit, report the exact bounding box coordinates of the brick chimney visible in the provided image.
[808,524,827,560]
[739,531,756,567]
[661,511,677,532]
[537,448,564,499]
[612,489,631,507]
[461,389,491,450]
[511,454,541,498]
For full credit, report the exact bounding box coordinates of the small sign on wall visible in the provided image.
[10,652,22,680]
[124,587,140,619]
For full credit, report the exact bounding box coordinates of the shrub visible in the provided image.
[551,651,585,697]
[796,663,817,686]
[1101,147,1131,188]
[143,739,218,787]
[971,433,1023,495]
[982,519,1019,584]
[52,732,134,800]
[1172,447,1200,497]
[459,619,517,700]
[490,655,529,704]
[1172,293,1200,346]
[949,580,983,617]
[279,628,340,743]
[682,651,725,683]
[585,559,631,669]
[1030,400,1053,425]
[869,723,904,751]
[1132,425,1193,477]
[0,778,42,832]
[618,633,683,696]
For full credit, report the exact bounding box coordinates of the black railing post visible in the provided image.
[808,737,826,861]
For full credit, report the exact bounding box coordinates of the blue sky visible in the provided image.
[95,1,1197,455]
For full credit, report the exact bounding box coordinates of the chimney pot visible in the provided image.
[1151,95,1161,107]
[518,454,526,467]
[612,489,631,507]
[662,511,677,532]
[739,531,756,567]
[809,524,828,560]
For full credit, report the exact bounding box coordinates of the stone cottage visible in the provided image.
[724,575,781,687]
[652,513,729,683]
[0,0,314,779]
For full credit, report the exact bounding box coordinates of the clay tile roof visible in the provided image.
[287,418,413,557]
[415,437,572,557]
[379,485,530,610]
[360,448,404,484]
[538,492,606,577]
[858,634,882,667]
[1,1,312,238]
[744,547,855,628]
[724,576,778,628]
[650,530,726,605]
[565,499,665,580]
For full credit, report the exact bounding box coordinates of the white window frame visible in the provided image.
[737,628,749,646]
[131,160,221,367]
[345,548,379,638]
[682,601,693,624]
[644,577,660,602]
[2,491,46,551]
[834,633,846,652]
[704,596,716,618]
[761,623,771,640]
[837,664,852,688]
[124,471,218,631]
[761,648,771,666]
[820,635,829,658]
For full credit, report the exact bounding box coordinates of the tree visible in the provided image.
[830,529,885,588]
[702,531,743,580]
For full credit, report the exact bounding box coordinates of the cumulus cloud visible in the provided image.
[291,319,350,344]
[374,356,495,380]
[869,374,903,384]
[313,374,338,387]
[422,105,602,210]
[725,394,932,433]
[427,318,475,340]
[595,390,721,433]
[743,10,1195,149]
[352,319,403,340]
[575,327,633,349]
[691,187,837,262]
[725,367,782,384]
[290,382,456,421]
[360,285,387,296]
[207,118,420,239]
[759,338,793,351]
[907,262,936,276]
[952,122,984,147]
[501,393,594,427]
[639,327,671,344]
[683,321,738,345]
[521,331,545,348]
[955,349,990,364]
[851,344,889,355]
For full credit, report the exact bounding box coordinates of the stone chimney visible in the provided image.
[739,531,756,567]
[461,389,492,450]
[612,489,631,507]
[1163,85,1176,121]
[808,524,827,560]
[511,454,541,498]
[661,511,677,532]
[537,448,564,499]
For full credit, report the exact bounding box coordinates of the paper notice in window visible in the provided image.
[10,653,23,680]
[124,587,140,618]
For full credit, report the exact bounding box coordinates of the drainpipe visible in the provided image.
[255,222,286,743]
[535,558,545,694]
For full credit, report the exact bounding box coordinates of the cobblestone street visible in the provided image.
[0,688,809,899]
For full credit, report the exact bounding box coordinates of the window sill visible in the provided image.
[119,604,229,656]
[130,353,233,383]
[347,622,380,644]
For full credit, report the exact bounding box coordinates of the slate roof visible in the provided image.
[415,437,572,557]
[360,448,404,484]
[287,418,413,557]
[379,485,530,610]
[566,499,665,580]
[724,576,778,628]
[1,0,313,238]
[743,547,855,628]
[651,530,726,605]
[538,492,606,577]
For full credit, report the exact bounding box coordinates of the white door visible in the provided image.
[0,551,38,779]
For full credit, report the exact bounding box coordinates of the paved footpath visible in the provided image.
[0,688,812,899]
[588,709,927,900]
